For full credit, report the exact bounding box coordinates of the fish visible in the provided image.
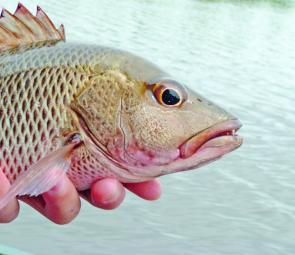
[0,3,243,209]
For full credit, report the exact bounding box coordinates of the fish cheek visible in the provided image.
[127,104,187,152]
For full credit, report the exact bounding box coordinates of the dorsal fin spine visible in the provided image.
[58,24,65,41]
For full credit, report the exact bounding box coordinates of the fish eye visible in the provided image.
[147,79,187,107]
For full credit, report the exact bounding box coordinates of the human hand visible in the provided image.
[0,170,161,224]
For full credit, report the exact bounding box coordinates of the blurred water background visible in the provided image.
[0,0,295,254]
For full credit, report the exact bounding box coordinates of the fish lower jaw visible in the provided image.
[191,135,242,163]
[158,134,243,176]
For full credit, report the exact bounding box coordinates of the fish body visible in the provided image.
[0,42,171,189]
[0,4,242,208]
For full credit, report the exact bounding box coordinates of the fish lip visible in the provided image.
[179,119,243,159]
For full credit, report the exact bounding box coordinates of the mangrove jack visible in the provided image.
[0,4,243,209]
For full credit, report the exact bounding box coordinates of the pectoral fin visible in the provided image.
[0,143,76,210]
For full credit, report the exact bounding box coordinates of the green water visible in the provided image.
[0,244,32,255]
[1,0,295,254]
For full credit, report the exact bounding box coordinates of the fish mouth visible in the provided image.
[179,119,243,160]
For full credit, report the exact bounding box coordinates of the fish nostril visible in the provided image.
[197,98,203,103]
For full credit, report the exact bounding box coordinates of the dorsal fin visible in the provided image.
[0,3,65,53]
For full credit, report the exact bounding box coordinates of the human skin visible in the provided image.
[0,170,162,224]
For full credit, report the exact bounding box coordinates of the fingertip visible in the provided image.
[91,178,125,210]
[42,176,81,225]
[0,199,20,223]
[124,179,162,201]
[0,170,20,223]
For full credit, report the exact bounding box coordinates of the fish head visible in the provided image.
[118,77,242,176]
[71,51,242,181]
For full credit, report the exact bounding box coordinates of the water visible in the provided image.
[1,0,295,254]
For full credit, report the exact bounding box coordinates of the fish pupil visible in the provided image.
[162,89,180,105]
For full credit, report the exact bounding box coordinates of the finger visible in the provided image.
[0,170,20,223]
[124,179,162,201]
[22,175,81,225]
[80,178,125,210]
